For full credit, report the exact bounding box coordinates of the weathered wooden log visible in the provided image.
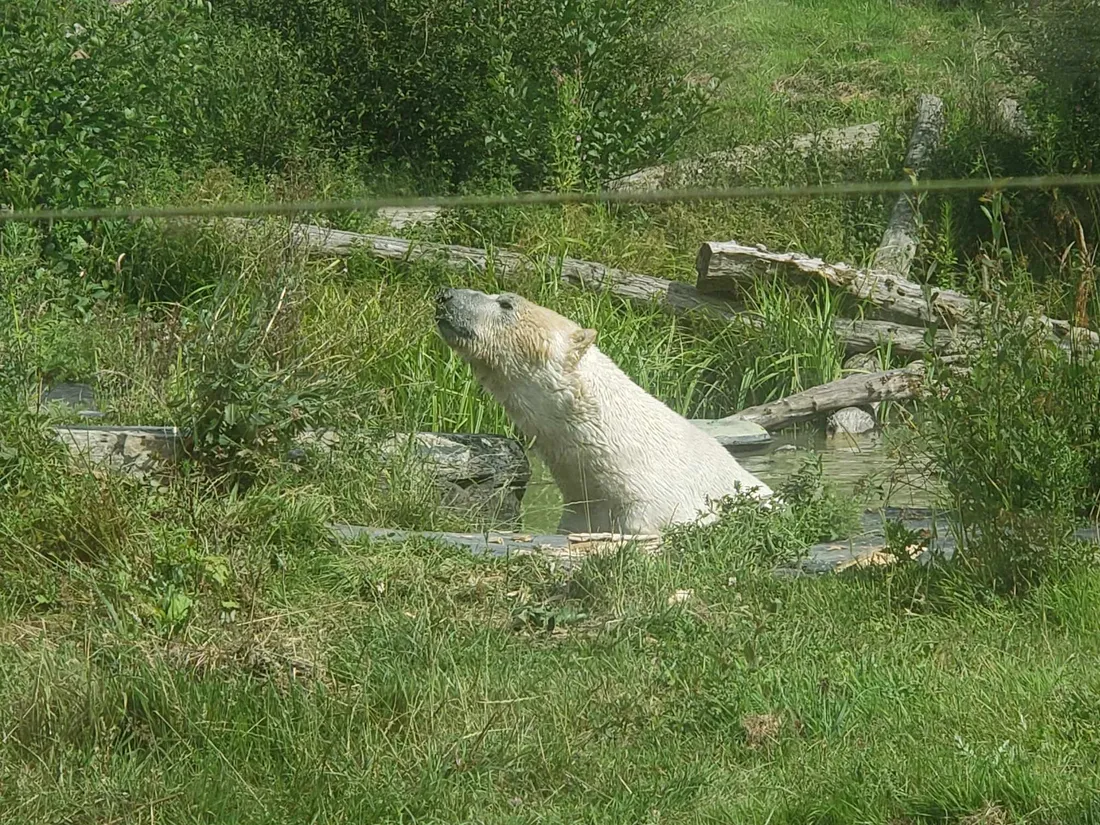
[824,96,943,433]
[695,240,1100,350]
[605,122,883,192]
[231,219,956,360]
[872,94,946,275]
[717,362,932,431]
[697,240,974,326]
[227,217,739,320]
[831,317,955,358]
[53,426,532,525]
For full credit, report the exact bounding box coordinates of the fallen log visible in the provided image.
[872,94,946,276]
[228,219,956,360]
[696,239,974,326]
[832,317,955,358]
[695,240,1100,350]
[717,362,931,431]
[695,97,1096,351]
[827,95,943,433]
[228,218,738,320]
[605,122,883,192]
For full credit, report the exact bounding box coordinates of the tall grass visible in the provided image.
[4,474,1100,824]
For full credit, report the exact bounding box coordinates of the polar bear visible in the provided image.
[435,287,773,535]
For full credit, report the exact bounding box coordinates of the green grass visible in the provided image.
[4,483,1100,824]
[5,0,1100,821]
[685,0,1001,148]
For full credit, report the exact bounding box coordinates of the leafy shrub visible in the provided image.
[773,454,862,544]
[1017,0,1100,171]
[213,0,714,188]
[918,308,1100,590]
[660,459,861,573]
[0,404,59,503]
[0,0,324,210]
[170,272,331,491]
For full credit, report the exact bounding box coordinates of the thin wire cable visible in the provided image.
[1,172,1099,225]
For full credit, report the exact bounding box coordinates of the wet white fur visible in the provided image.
[441,291,774,535]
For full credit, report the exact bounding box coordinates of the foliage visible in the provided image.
[0,403,60,503]
[918,308,1100,590]
[213,0,714,189]
[0,0,323,211]
[1016,0,1100,171]
[169,267,331,491]
[773,454,863,544]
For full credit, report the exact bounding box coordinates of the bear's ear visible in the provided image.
[565,327,597,370]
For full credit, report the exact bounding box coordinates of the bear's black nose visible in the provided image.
[436,287,455,305]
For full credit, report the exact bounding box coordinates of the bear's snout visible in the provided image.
[435,287,479,344]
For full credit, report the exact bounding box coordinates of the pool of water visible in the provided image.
[519,429,939,534]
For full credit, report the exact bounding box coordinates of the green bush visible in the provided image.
[213,0,714,189]
[1017,0,1100,171]
[168,265,334,491]
[0,0,324,210]
[918,308,1100,590]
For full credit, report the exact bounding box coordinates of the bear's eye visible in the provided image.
[497,297,514,311]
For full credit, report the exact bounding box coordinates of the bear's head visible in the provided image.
[435,287,596,379]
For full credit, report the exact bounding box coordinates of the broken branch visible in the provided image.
[718,362,932,431]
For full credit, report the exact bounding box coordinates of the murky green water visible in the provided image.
[739,431,939,509]
[519,430,939,534]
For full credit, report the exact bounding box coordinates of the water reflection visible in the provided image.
[519,429,939,534]
[738,430,938,510]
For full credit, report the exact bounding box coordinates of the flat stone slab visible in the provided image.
[332,507,1100,577]
[779,507,1100,576]
[689,417,772,448]
[328,524,660,570]
[39,382,104,419]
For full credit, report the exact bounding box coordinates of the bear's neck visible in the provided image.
[485,347,653,464]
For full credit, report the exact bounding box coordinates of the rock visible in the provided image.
[826,406,877,437]
[667,589,694,606]
[286,428,341,463]
[376,207,441,231]
[688,417,772,449]
[995,97,1032,139]
[378,432,531,525]
[39,382,104,419]
[54,426,183,480]
[51,425,531,525]
[843,352,881,373]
